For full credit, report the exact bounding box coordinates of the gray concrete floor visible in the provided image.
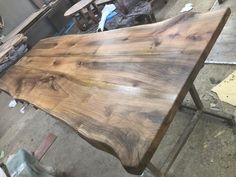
[0,0,236,177]
[207,0,236,63]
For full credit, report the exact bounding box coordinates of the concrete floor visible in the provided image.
[0,0,236,177]
[207,0,236,63]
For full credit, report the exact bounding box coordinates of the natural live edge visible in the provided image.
[0,8,231,175]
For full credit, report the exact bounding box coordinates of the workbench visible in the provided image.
[0,8,231,176]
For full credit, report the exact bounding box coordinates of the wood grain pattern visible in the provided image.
[0,9,230,174]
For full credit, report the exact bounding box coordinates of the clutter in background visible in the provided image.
[105,0,155,30]
[98,4,117,32]
[64,0,157,33]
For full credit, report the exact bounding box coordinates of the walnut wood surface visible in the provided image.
[0,9,230,174]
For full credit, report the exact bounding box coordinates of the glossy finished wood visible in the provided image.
[0,9,230,175]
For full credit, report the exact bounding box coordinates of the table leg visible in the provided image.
[181,105,234,126]
[233,111,236,134]
[182,85,235,132]
[73,16,85,31]
[146,84,203,177]
[145,84,235,177]
[92,2,102,17]
[87,5,99,23]
[146,111,202,177]
[189,85,204,110]
[79,11,89,28]
[79,11,87,20]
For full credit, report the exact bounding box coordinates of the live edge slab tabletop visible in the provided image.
[0,8,230,175]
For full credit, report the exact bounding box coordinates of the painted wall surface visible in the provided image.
[0,0,71,46]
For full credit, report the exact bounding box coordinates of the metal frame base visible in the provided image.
[144,85,235,177]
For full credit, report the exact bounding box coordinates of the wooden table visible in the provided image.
[0,8,231,176]
[64,0,102,31]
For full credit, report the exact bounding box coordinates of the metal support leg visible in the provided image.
[146,111,202,177]
[189,85,203,110]
[182,85,236,132]
[161,110,202,176]
[181,105,235,125]
[233,111,236,134]
[146,84,203,177]
[79,11,87,20]
[146,163,163,177]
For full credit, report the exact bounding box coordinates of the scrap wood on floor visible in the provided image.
[70,0,157,34]
[153,0,216,21]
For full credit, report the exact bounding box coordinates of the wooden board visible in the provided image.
[0,9,230,174]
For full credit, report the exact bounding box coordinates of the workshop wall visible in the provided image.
[0,0,71,47]
[0,0,36,34]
